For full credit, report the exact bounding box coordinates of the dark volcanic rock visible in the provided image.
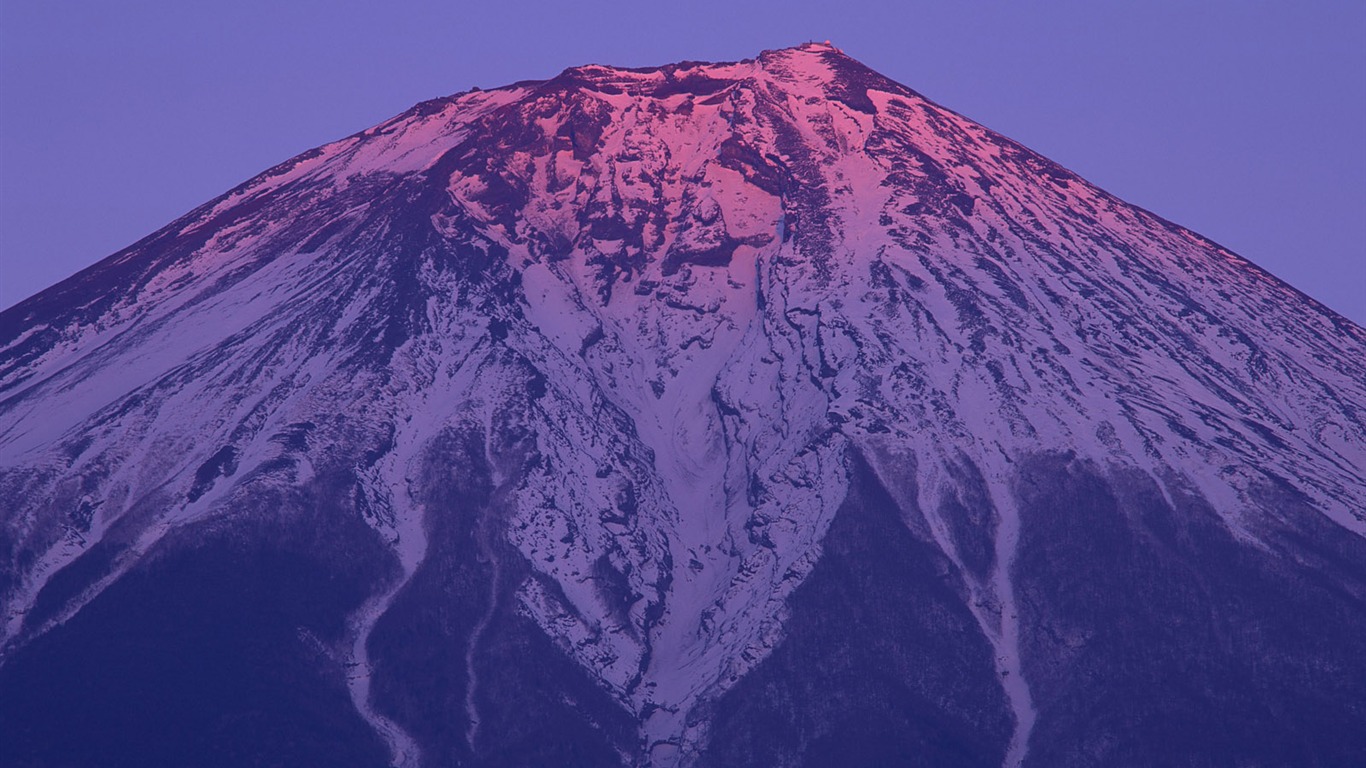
[699,452,1012,768]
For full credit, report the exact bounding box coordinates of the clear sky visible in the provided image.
[2,1,1363,323]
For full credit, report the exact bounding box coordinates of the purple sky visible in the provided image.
[2,2,1363,323]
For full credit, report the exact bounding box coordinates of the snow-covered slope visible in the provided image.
[3,43,1365,768]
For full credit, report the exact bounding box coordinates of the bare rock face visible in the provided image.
[2,42,1364,768]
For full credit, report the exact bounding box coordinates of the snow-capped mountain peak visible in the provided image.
[3,46,1364,768]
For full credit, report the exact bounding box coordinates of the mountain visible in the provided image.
[2,42,1364,767]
